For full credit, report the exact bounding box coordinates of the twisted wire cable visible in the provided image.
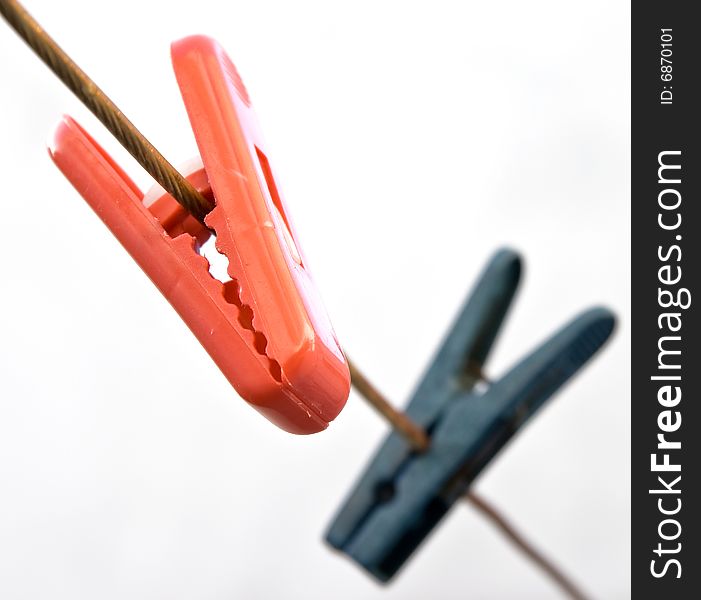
[0,0,213,222]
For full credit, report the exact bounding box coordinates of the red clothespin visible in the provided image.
[48,35,350,434]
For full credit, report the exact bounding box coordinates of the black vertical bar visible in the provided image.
[632,4,700,598]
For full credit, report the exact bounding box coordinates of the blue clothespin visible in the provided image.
[325,248,615,582]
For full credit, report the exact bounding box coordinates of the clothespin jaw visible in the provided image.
[325,250,615,582]
[410,248,522,416]
[48,36,350,434]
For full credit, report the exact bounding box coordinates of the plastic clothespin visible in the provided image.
[48,35,350,434]
[325,248,615,581]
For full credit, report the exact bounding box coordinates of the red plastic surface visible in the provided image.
[48,36,350,434]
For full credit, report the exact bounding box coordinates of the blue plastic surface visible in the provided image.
[325,249,615,582]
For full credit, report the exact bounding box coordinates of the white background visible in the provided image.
[0,1,630,598]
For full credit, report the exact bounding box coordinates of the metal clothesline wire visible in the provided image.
[0,1,588,598]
